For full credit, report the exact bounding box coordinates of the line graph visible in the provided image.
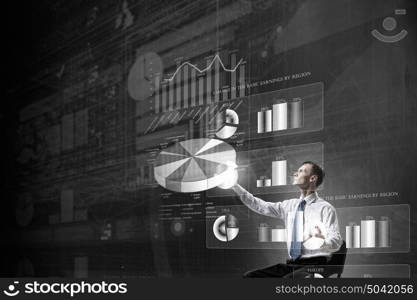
[153,51,246,114]
[164,54,244,82]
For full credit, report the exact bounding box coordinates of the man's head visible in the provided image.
[292,161,325,190]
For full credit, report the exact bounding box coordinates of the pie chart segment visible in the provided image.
[197,150,236,165]
[159,150,188,157]
[181,159,207,182]
[216,124,238,140]
[225,109,239,124]
[194,139,224,156]
[195,139,233,156]
[156,152,190,166]
[180,138,210,156]
[154,138,237,193]
[161,142,190,157]
[154,157,190,178]
[194,157,228,178]
[213,215,227,242]
[166,159,192,181]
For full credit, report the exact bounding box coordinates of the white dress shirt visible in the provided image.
[232,184,342,259]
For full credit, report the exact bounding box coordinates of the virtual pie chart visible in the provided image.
[154,138,236,193]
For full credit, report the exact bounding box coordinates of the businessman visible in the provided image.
[231,161,342,277]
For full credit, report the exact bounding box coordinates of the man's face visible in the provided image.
[292,163,315,188]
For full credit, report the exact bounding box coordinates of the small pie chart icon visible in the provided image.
[215,109,239,139]
[213,214,239,242]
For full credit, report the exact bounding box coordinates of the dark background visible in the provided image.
[2,0,416,278]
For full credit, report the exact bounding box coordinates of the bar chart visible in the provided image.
[208,142,324,198]
[250,82,323,139]
[257,97,304,133]
[338,204,409,253]
[345,216,391,249]
[205,204,289,250]
[206,204,410,253]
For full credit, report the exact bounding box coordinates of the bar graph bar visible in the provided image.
[176,61,182,110]
[361,217,376,248]
[288,97,303,129]
[214,57,220,102]
[154,74,161,113]
[222,85,229,101]
[238,62,246,97]
[256,178,263,187]
[264,108,272,132]
[257,111,264,133]
[190,68,197,107]
[161,81,167,112]
[346,222,361,248]
[206,56,212,105]
[230,52,237,99]
[258,223,269,242]
[272,100,288,131]
[377,217,390,248]
[198,73,205,106]
[272,158,287,186]
[168,77,174,111]
[183,65,189,109]
[271,227,286,242]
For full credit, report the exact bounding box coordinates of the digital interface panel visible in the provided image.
[4,0,417,280]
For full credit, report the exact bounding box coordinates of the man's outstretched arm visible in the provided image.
[231,184,286,219]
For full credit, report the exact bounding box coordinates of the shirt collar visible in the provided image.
[299,191,318,204]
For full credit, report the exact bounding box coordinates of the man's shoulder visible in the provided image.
[282,197,300,204]
[315,196,336,210]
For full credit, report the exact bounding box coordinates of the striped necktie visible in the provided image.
[289,199,306,260]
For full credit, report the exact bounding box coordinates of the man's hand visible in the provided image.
[218,162,238,189]
[309,225,325,239]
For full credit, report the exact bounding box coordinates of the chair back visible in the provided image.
[322,240,347,277]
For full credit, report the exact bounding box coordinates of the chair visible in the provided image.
[288,240,347,278]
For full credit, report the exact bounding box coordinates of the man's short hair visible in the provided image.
[302,161,325,187]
